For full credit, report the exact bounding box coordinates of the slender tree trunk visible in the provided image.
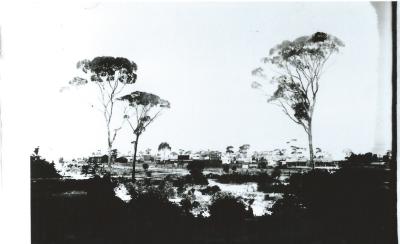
[106,121,113,173]
[107,140,113,175]
[132,134,139,182]
[307,121,315,170]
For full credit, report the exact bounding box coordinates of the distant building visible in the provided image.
[87,155,108,164]
[178,155,190,161]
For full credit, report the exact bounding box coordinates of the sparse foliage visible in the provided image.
[70,56,138,170]
[119,91,170,182]
[252,32,344,169]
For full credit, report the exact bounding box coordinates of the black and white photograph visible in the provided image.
[0,1,397,244]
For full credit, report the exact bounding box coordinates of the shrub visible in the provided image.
[199,185,221,195]
[209,193,248,228]
[231,165,237,172]
[222,164,230,173]
[185,161,208,185]
[258,161,267,169]
[31,155,61,179]
[271,167,281,179]
[115,156,128,163]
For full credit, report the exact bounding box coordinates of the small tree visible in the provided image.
[158,142,171,163]
[111,149,118,161]
[238,144,250,161]
[226,146,234,160]
[238,144,250,154]
[259,161,267,170]
[119,91,170,182]
[226,146,234,154]
[231,165,237,173]
[31,147,61,179]
[252,32,344,169]
[70,56,137,171]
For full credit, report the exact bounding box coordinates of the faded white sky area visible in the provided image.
[0,2,392,161]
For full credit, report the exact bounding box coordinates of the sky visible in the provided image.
[0,1,393,161]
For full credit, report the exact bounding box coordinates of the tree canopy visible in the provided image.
[119,91,170,136]
[239,144,250,154]
[70,56,137,85]
[158,142,172,151]
[119,91,170,108]
[252,32,344,129]
[226,146,234,154]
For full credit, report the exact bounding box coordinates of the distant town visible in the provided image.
[63,140,391,174]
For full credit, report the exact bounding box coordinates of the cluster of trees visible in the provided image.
[344,151,391,164]
[69,56,171,181]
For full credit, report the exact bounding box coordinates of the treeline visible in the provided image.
[344,151,391,164]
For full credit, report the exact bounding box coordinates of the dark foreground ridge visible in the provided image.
[31,156,397,244]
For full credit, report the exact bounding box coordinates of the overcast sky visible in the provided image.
[0,2,392,161]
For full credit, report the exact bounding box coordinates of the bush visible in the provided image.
[199,185,221,195]
[186,161,208,185]
[180,195,200,216]
[216,172,274,185]
[231,165,237,172]
[81,157,106,177]
[128,188,183,240]
[222,164,230,173]
[209,193,248,233]
[258,161,267,169]
[271,168,281,179]
[115,156,128,163]
[283,168,396,243]
[270,194,305,217]
[31,156,61,179]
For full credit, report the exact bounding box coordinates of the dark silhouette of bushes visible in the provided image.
[209,193,248,222]
[216,172,274,184]
[31,164,396,244]
[345,152,379,163]
[279,168,397,244]
[115,156,128,163]
[81,160,105,177]
[180,195,200,216]
[208,193,253,241]
[222,164,230,173]
[31,155,61,179]
[184,161,208,185]
[31,175,126,244]
[199,185,221,195]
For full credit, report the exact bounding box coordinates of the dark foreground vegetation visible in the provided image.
[31,154,396,244]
